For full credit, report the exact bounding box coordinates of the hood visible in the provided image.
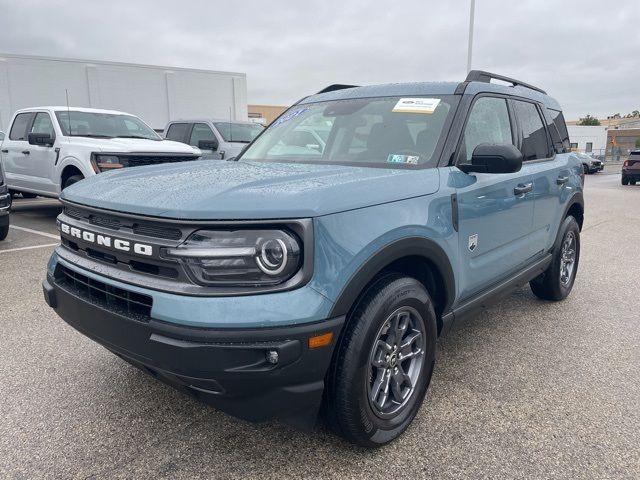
[65,137,199,154]
[61,160,440,220]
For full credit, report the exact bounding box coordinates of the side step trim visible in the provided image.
[440,253,552,336]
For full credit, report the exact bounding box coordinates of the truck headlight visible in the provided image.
[92,154,127,171]
[163,229,302,286]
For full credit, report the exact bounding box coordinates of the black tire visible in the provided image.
[622,176,629,186]
[631,180,637,186]
[325,275,437,447]
[530,216,580,301]
[62,175,84,190]
[0,223,8,241]
[582,164,589,175]
[20,191,38,199]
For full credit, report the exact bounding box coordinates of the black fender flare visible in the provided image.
[562,191,584,228]
[328,236,456,318]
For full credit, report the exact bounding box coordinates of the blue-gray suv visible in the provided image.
[43,71,584,447]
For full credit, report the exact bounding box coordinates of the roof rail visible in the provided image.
[465,70,547,95]
[316,84,359,94]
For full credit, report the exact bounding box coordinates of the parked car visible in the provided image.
[621,150,640,185]
[1,107,201,198]
[577,153,603,174]
[0,159,10,240]
[164,119,263,159]
[43,71,584,447]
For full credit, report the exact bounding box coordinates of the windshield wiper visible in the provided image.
[115,135,158,140]
[71,134,115,138]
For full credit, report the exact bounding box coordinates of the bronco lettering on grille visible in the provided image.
[60,223,153,256]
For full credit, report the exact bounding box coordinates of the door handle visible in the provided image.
[514,182,533,196]
[22,150,30,155]
[556,176,569,185]
[1,149,8,153]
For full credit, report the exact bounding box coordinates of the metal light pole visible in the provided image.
[467,0,476,73]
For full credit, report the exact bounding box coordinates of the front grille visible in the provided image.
[63,206,183,241]
[123,154,199,168]
[56,265,152,321]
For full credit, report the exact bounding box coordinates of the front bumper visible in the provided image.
[43,268,344,425]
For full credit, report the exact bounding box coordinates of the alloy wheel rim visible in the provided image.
[367,306,426,419]
[560,231,577,286]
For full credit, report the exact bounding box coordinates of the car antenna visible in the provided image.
[65,89,73,137]
[229,106,233,143]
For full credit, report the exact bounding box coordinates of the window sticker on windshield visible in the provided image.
[392,98,441,114]
[271,107,310,127]
[387,154,419,164]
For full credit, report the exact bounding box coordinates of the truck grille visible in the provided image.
[121,154,199,168]
[56,265,152,321]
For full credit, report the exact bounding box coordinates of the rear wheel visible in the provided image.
[0,223,8,241]
[622,176,629,185]
[325,275,437,447]
[62,175,84,190]
[530,216,580,301]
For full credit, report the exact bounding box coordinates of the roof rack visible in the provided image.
[316,84,359,94]
[465,70,547,95]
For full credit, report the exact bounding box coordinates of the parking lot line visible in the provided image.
[9,225,60,240]
[0,243,59,254]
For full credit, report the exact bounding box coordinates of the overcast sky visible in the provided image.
[0,0,638,119]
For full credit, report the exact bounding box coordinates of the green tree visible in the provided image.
[578,114,601,126]
[635,138,640,149]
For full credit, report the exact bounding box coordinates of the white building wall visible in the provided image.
[0,53,248,131]
[567,125,607,155]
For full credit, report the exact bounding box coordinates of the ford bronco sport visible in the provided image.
[43,71,584,447]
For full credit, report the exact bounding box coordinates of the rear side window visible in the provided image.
[512,100,550,161]
[544,109,571,153]
[9,113,33,141]
[165,123,188,142]
[189,123,217,147]
[460,97,514,162]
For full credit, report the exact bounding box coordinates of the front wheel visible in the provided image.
[530,216,580,301]
[631,180,637,186]
[622,176,629,185]
[62,175,84,190]
[0,223,8,241]
[325,275,437,447]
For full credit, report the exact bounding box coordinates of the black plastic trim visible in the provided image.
[328,236,455,318]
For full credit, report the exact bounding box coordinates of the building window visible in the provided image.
[586,142,593,153]
[570,142,578,151]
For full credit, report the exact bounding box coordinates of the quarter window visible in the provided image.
[513,101,550,160]
[165,123,188,142]
[460,97,513,162]
[189,123,217,147]
[9,113,33,141]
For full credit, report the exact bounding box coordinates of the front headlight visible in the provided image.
[92,154,127,171]
[163,229,302,286]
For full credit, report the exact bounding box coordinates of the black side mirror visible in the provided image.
[28,132,54,147]
[198,139,219,151]
[458,143,523,174]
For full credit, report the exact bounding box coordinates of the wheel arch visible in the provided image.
[328,237,455,335]
[564,192,584,231]
[60,164,84,189]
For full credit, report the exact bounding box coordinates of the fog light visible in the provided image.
[266,350,279,364]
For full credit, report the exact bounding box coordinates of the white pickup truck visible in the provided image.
[0,107,201,198]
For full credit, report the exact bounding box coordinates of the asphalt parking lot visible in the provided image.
[1,166,638,479]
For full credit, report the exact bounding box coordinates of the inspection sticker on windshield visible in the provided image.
[392,98,441,114]
[387,154,419,164]
[271,107,310,127]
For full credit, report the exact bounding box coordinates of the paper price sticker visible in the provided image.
[392,98,441,114]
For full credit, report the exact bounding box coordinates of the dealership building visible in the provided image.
[0,53,248,131]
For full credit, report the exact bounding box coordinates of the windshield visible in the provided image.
[239,96,455,167]
[213,122,263,143]
[55,111,161,140]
